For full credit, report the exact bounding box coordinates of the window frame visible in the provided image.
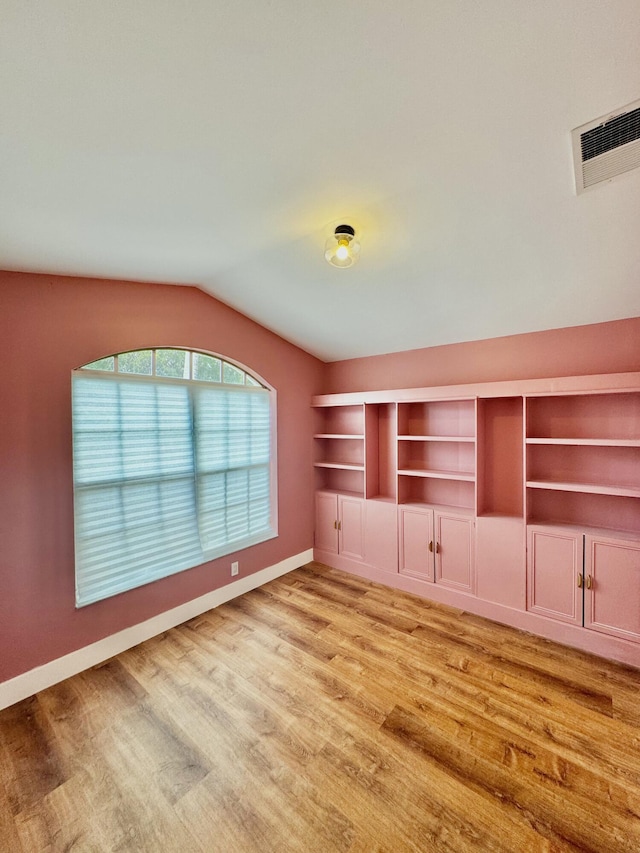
[72,347,278,607]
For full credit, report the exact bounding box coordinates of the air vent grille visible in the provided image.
[572,99,640,193]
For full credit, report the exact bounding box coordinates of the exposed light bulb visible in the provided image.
[336,241,350,261]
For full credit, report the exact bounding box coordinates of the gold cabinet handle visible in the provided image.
[586,574,593,590]
[435,543,441,554]
[428,541,433,552]
[338,521,342,531]
[577,573,583,588]
[334,520,337,529]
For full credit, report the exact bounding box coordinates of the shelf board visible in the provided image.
[476,512,524,521]
[526,437,640,447]
[526,480,640,499]
[316,488,364,500]
[398,468,475,482]
[314,462,364,471]
[314,434,364,440]
[399,501,475,517]
[398,435,475,443]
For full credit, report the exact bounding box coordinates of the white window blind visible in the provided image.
[72,362,275,607]
[194,387,271,554]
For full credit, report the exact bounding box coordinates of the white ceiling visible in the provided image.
[1,1,640,362]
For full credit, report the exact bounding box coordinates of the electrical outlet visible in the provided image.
[231,561,239,577]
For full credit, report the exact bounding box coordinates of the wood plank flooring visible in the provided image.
[2,561,640,852]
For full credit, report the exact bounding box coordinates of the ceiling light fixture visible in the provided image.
[325,224,361,269]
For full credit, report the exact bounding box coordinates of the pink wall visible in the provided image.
[2,269,639,686]
[323,317,640,393]
[0,271,324,682]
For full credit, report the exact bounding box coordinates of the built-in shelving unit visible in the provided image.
[476,396,524,518]
[313,404,365,496]
[396,400,476,510]
[313,386,640,533]
[365,403,397,502]
[312,373,640,669]
[525,393,640,534]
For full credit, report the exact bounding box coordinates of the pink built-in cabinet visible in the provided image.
[524,391,640,648]
[396,399,476,592]
[313,375,640,668]
[398,506,474,592]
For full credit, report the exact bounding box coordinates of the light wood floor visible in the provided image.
[2,562,640,852]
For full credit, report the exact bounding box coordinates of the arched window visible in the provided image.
[72,349,277,607]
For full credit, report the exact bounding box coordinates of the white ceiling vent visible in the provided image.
[572,99,640,194]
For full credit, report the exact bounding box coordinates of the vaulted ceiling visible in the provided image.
[1,1,639,361]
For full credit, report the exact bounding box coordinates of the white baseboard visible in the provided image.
[0,549,312,711]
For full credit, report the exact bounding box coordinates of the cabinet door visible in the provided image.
[364,500,398,572]
[315,492,338,554]
[435,512,475,593]
[527,527,582,625]
[475,516,525,609]
[585,536,640,644]
[338,495,365,562]
[399,507,434,581]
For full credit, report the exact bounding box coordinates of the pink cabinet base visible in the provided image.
[476,516,525,609]
[364,500,398,573]
[338,496,365,562]
[314,492,339,554]
[435,512,475,594]
[399,507,434,581]
[585,536,640,644]
[527,526,583,626]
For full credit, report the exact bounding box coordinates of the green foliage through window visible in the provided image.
[118,350,152,375]
[80,349,264,388]
[156,349,188,379]
[83,356,115,371]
